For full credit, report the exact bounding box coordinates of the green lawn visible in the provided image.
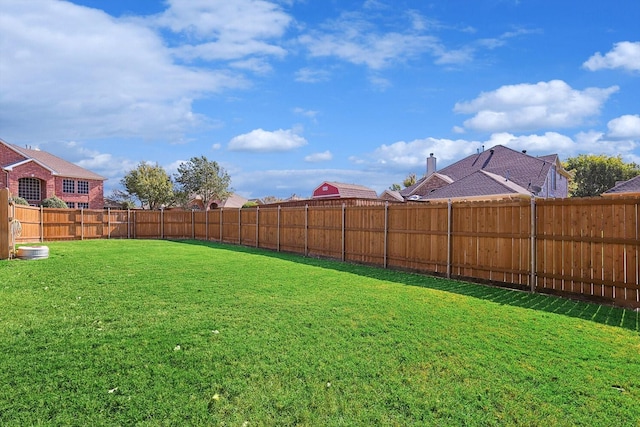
[1,240,638,426]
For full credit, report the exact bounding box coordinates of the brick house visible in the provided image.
[400,145,571,201]
[1,139,106,209]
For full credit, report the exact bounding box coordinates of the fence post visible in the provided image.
[305,204,309,256]
[384,202,388,269]
[447,199,452,279]
[127,209,131,239]
[81,208,84,240]
[0,188,9,260]
[341,203,346,262]
[277,205,281,252]
[530,196,537,293]
[256,206,259,248]
[219,209,223,243]
[40,206,44,242]
[160,208,164,239]
[192,209,195,240]
[238,208,242,245]
[107,208,111,239]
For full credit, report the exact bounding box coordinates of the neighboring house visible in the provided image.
[0,138,106,209]
[379,189,404,202]
[400,145,570,202]
[189,193,249,209]
[312,182,378,199]
[601,175,640,198]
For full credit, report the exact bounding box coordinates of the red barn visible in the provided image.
[1,139,106,209]
[312,181,378,199]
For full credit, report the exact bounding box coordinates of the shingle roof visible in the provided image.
[323,182,378,199]
[400,173,453,197]
[602,174,640,195]
[403,145,563,199]
[423,170,531,200]
[3,141,106,181]
[436,145,553,190]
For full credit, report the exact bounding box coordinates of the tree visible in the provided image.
[564,154,640,197]
[403,173,417,188]
[261,195,282,204]
[174,156,231,211]
[121,161,174,210]
[389,183,402,191]
[105,189,137,210]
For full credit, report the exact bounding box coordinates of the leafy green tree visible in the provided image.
[389,183,402,191]
[41,196,68,208]
[403,173,417,188]
[564,154,640,197]
[121,161,174,210]
[174,156,231,211]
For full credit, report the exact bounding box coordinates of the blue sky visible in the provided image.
[1,0,639,200]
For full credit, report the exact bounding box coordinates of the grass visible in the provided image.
[0,239,639,426]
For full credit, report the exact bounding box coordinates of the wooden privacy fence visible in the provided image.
[5,193,639,309]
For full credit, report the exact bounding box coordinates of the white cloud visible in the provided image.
[304,151,332,162]
[485,132,576,153]
[454,80,619,132]
[293,107,319,120]
[583,41,640,72]
[151,0,291,61]
[300,29,441,69]
[369,137,482,171]
[606,114,640,138]
[0,0,245,142]
[228,128,307,152]
[294,67,331,83]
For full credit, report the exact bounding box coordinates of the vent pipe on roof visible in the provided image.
[426,153,437,176]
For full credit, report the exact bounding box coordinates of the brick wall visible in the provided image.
[0,144,27,166]
[55,177,104,209]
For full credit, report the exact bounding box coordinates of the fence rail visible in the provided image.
[4,192,639,309]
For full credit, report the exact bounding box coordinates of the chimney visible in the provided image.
[426,153,437,176]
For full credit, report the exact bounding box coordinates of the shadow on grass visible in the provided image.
[175,239,640,333]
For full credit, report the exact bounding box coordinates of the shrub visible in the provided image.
[9,196,29,206]
[41,196,69,208]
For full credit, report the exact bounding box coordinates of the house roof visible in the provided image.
[400,173,453,197]
[422,170,532,201]
[315,182,378,199]
[218,193,248,208]
[1,140,106,181]
[602,174,640,196]
[403,145,567,199]
[379,189,404,202]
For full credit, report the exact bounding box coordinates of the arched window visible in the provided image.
[18,177,42,202]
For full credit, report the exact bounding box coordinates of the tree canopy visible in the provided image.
[403,173,417,188]
[564,154,640,197]
[174,156,231,210]
[121,161,174,210]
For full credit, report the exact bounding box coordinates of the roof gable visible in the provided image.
[1,140,106,181]
[400,173,453,197]
[436,145,556,190]
[423,169,531,201]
